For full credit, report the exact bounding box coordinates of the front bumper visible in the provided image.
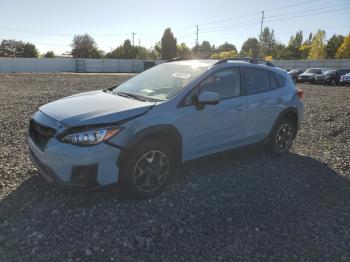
[28,136,122,190]
[340,78,350,85]
[314,78,329,84]
[298,77,314,83]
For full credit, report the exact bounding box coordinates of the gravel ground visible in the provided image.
[0,73,349,262]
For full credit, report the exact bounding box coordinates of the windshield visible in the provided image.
[113,62,209,101]
[305,68,321,74]
[324,70,336,75]
[289,69,301,74]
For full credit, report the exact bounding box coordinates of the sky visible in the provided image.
[0,0,349,55]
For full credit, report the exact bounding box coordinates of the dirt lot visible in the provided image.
[0,73,349,261]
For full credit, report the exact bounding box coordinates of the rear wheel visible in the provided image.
[119,139,175,198]
[268,118,296,156]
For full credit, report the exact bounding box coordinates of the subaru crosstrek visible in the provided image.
[28,58,304,198]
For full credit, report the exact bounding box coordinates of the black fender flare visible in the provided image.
[269,107,299,138]
[117,124,183,167]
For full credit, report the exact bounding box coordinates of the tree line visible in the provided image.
[1,27,349,60]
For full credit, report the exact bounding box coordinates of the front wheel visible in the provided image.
[119,139,175,198]
[268,118,296,156]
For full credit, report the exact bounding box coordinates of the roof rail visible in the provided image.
[214,57,275,67]
[166,57,189,62]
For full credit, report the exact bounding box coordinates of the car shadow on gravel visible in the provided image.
[1,146,349,214]
[1,147,349,261]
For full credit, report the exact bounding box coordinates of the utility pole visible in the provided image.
[259,11,265,58]
[138,39,141,47]
[132,32,136,46]
[195,25,199,46]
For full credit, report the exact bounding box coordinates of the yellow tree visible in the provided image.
[299,44,311,59]
[308,30,326,59]
[210,50,237,59]
[336,33,350,58]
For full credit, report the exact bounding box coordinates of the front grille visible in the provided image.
[29,119,56,151]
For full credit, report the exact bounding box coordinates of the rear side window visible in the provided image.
[244,68,270,95]
[274,72,286,87]
[269,73,279,89]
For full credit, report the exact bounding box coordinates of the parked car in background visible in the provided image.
[340,72,350,86]
[298,68,330,83]
[27,58,304,198]
[315,69,350,85]
[288,69,304,83]
[338,69,350,76]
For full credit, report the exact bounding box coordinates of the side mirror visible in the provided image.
[197,91,220,105]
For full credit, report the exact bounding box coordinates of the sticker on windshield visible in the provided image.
[172,72,191,79]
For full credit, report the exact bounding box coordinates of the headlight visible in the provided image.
[61,127,121,146]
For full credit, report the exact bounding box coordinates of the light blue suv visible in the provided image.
[28,58,304,198]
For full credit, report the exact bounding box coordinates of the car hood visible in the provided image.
[39,90,155,126]
[288,72,300,76]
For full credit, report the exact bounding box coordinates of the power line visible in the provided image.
[200,21,260,34]
[264,0,318,12]
[265,6,350,22]
[266,2,350,19]
[0,27,132,37]
[196,0,318,27]
[174,25,196,34]
[200,18,259,32]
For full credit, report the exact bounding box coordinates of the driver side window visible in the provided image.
[184,68,241,106]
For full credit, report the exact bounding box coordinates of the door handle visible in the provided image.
[233,104,244,111]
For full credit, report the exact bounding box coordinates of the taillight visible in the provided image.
[296,88,304,99]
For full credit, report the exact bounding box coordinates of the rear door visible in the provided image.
[242,67,285,143]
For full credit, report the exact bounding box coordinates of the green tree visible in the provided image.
[308,30,326,59]
[285,31,303,59]
[177,43,192,59]
[161,28,177,60]
[44,51,55,58]
[105,39,138,59]
[299,44,311,59]
[273,43,288,59]
[135,46,148,59]
[336,33,350,58]
[306,32,313,45]
[239,37,259,57]
[20,43,39,58]
[0,39,38,58]
[260,27,276,57]
[0,39,22,57]
[325,34,344,58]
[192,41,214,58]
[71,33,102,58]
[217,42,237,53]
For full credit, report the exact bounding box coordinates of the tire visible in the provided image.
[268,118,296,156]
[119,139,175,198]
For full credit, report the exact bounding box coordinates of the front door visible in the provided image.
[174,67,247,160]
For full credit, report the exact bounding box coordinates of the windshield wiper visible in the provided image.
[113,91,148,102]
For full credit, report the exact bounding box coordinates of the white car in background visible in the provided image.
[340,73,350,85]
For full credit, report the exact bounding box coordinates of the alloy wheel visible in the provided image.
[133,150,170,193]
[275,123,293,153]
